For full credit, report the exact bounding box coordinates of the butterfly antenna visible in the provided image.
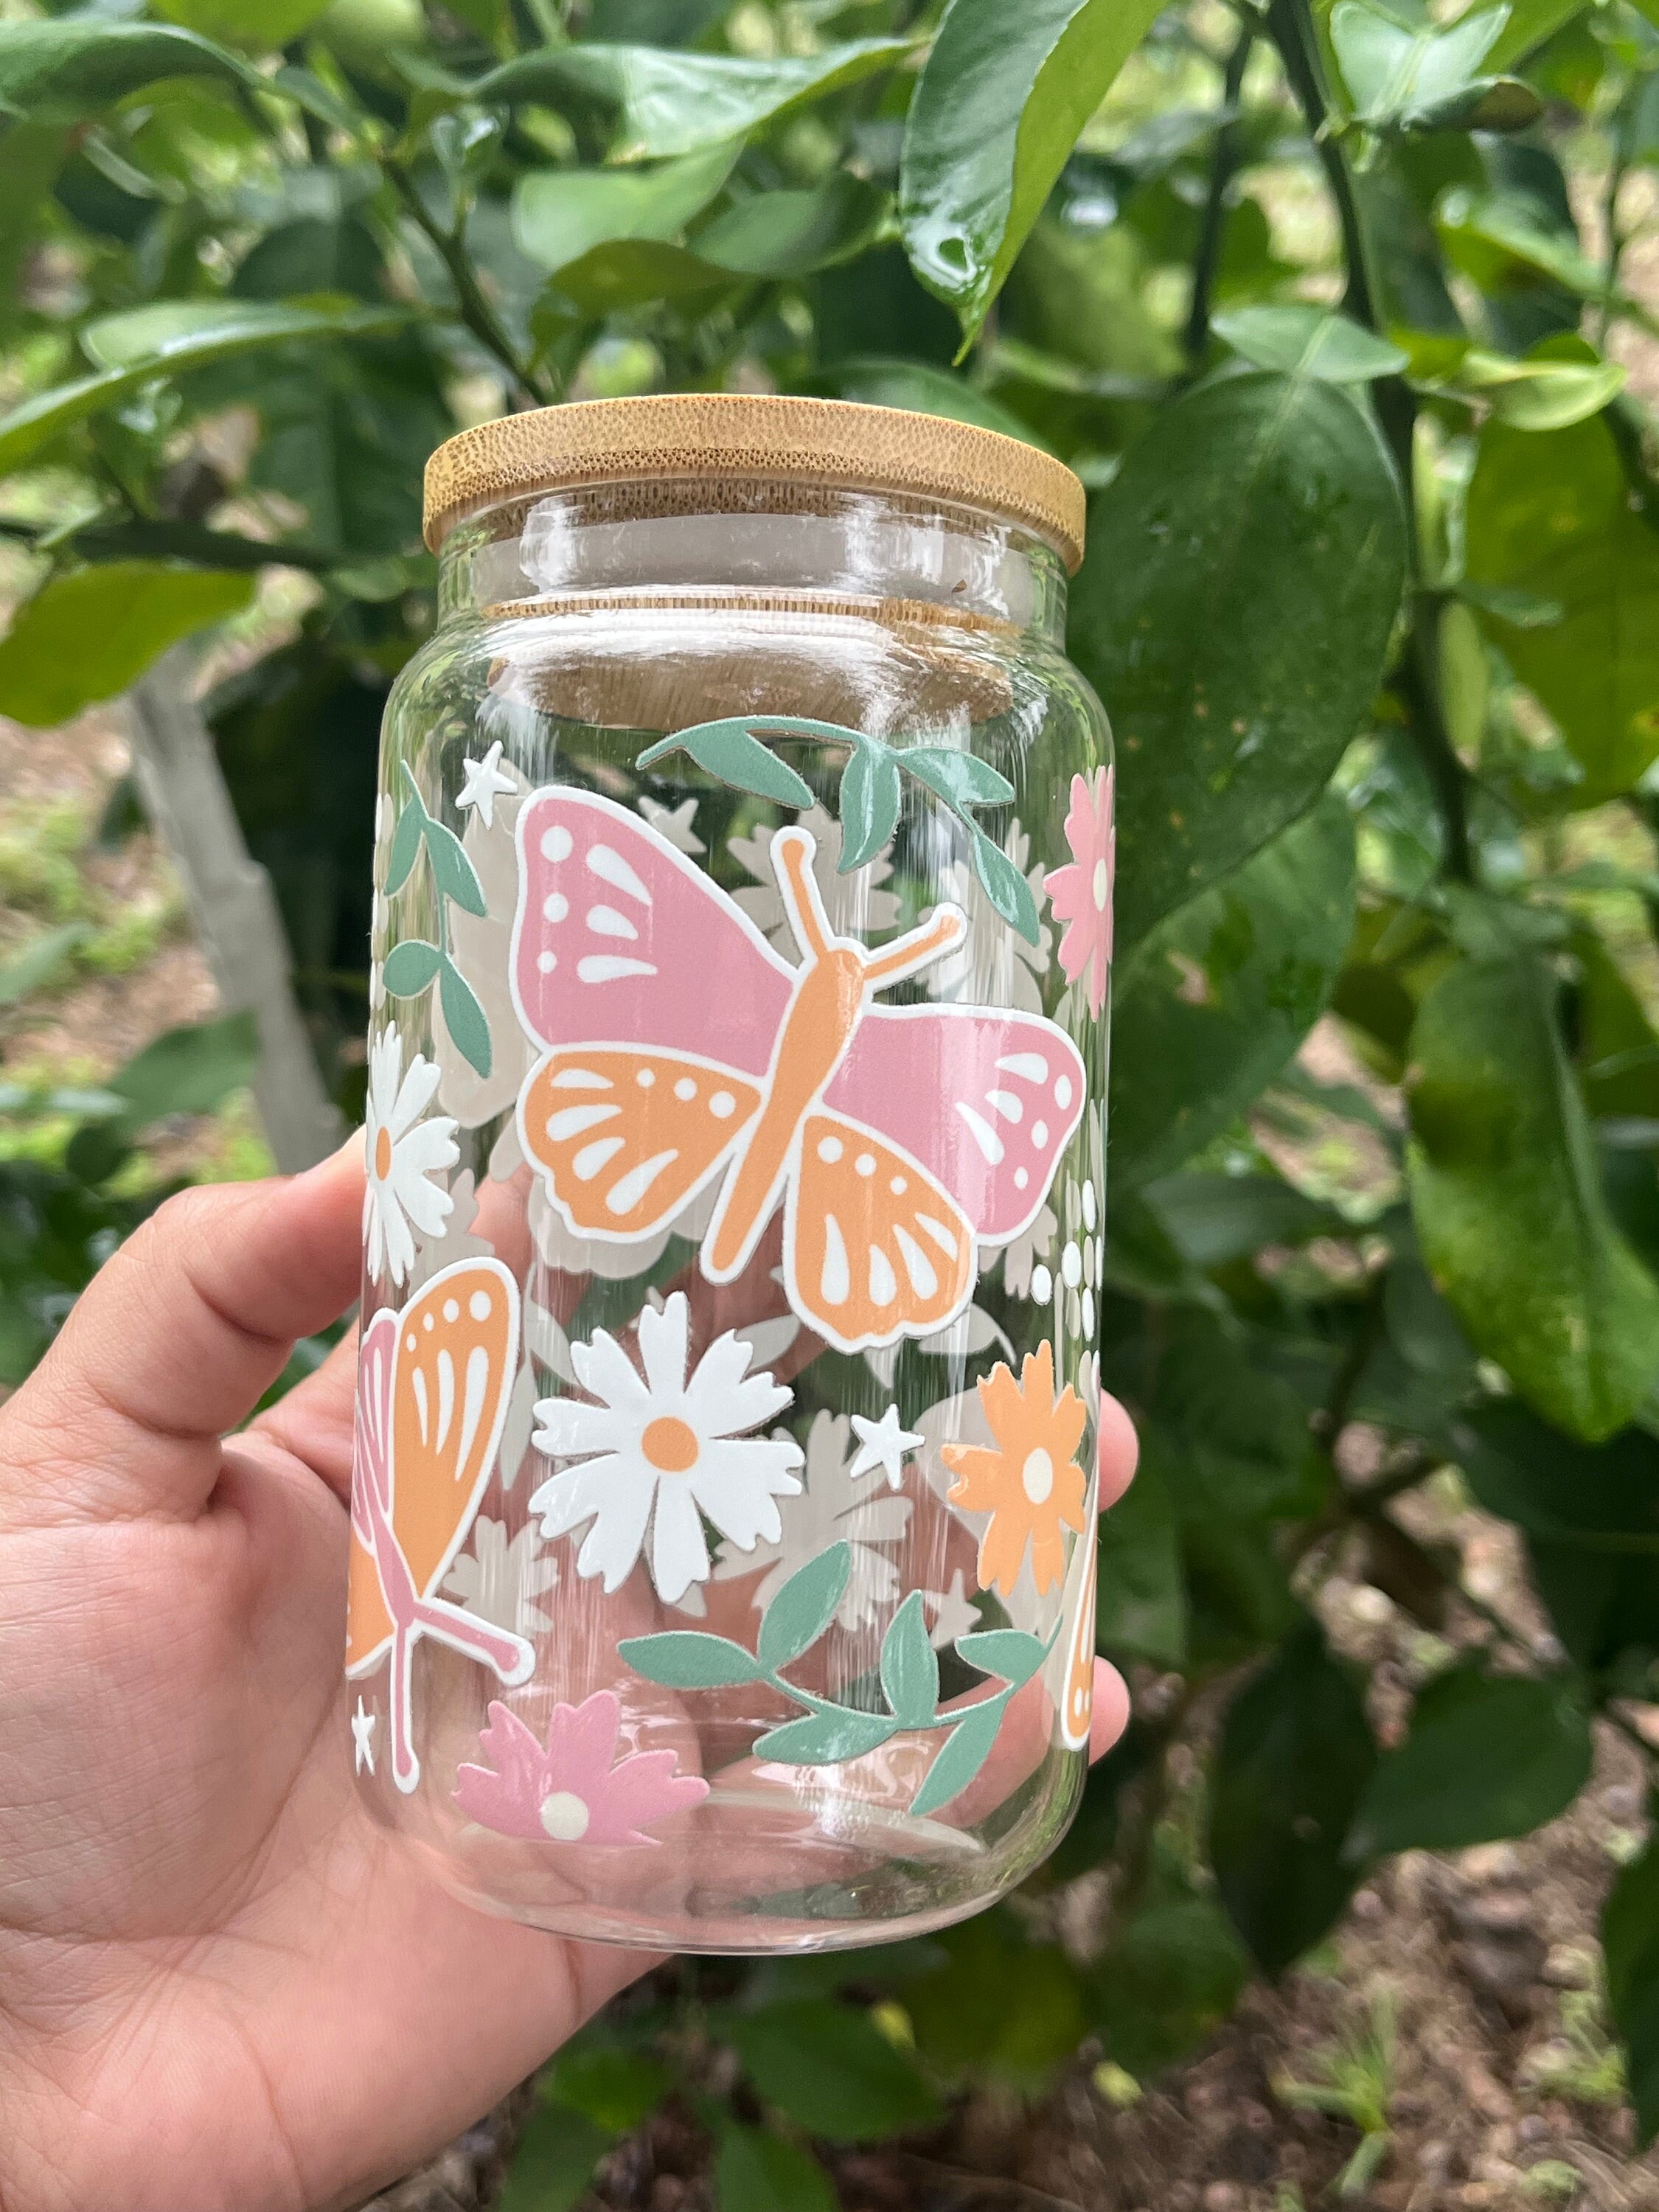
[772,826,835,963]
[861,902,967,988]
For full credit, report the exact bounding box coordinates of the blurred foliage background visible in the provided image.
[5,0,1659,2201]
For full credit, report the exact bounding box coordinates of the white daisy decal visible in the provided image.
[716,1411,911,1630]
[362,1022,459,1287]
[530,1290,804,1604]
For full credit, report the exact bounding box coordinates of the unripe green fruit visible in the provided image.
[316,0,427,61]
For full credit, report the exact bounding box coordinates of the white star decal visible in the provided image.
[456,740,516,829]
[352,1697,378,1776]
[848,1404,923,1491]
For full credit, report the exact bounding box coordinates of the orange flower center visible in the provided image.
[372,1125,394,1180]
[1021,1447,1054,1505]
[641,1415,700,1472]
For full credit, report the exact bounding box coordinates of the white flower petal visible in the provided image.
[390,1052,442,1136]
[650,1478,710,1601]
[577,1464,657,1591]
[636,1293,691,1400]
[532,1395,630,1457]
[571,1327,653,1415]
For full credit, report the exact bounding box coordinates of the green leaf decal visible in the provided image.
[878,1592,939,1730]
[755,1708,901,1764]
[956,1627,1048,1687]
[757,1540,852,1671]
[384,795,426,897]
[438,956,493,1079]
[835,743,903,874]
[423,817,488,919]
[969,826,1041,947]
[639,717,815,807]
[901,745,1015,812]
[617,1631,765,1688]
[1346,1666,1593,1859]
[382,939,443,998]
[910,1701,1003,1818]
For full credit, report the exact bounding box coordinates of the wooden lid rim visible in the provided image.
[422,393,1086,571]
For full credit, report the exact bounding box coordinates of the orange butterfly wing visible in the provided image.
[344,1259,519,1672]
[520,1048,762,1240]
[785,1112,975,1351]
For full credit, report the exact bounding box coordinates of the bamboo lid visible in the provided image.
[423,393,1086,571]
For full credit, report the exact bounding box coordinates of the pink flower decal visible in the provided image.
[1044,767,1116,1018]
[455,1693,707,1846]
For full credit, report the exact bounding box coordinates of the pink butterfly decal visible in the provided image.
[510,790,1087,1353]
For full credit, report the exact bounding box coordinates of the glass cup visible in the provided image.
[344,397,1113,1951]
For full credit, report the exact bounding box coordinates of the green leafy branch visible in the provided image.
[635,715,1043,945]
[619,1539,1051,1820]
[382,763,493,1079]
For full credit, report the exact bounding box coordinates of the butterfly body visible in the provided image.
[512,790,1087,1353]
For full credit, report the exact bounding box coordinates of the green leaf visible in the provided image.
[1087,1887,1250,2080]
[908,1700,1002,1818]
[902,1913,1088,2090]
[381,939,442,998]
[1437,187,1604,299]
[1346,1666,1593,1859]
[757,1541,852,1671]
[754,1708,900,1764]
[473,38,911,162]
[1407,952,1659,1441]
[714,2126,836,2212]
[1212,305,1408,383]
[0,299,414,476]
[0,19,260,122]
[0,922,89,1009]
[439,956,493,1079]
[1330,0,1509,126]
[618,1630,764,1688]
[1110,798,1357,1188]
[109,1008,262,1123]
[879,1593,939,1730]
[512,140,739,273]
[0,563,253,728]
[1455,1402,1659,1550]
[638,717,815,807]
[956,1627,1048,1686]
[542,2044,670,2136]
[151,0,333,48]
[1603,1812,1659,2146]
[1467,407,1659,801]
[1485,0,1591,69]
[543,237,737,316]
[496,2100,613,2212]
[969,825,1041,947]
[1069,370,1405,950]
[697,172,888,279]
[899,0,1166,344]
[1096,1459,1188,1667]
[836,743,902,873]
[809,355,1043,441]
[1210,1622,1377,1976]
[726,2001,942,2142]
[900,745,1015,813]
[1446,347,1626,432]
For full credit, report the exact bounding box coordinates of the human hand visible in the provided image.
[0,1149,1136,2212]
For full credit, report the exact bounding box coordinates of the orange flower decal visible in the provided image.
[942,1342,1088,1596]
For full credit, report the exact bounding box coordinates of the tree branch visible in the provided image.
[0,513,346,575]
[1183,19,1256,372]
[383,157,548,408]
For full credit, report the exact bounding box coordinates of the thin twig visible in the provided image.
[1183,19,1256,372]
[383,156,546,407]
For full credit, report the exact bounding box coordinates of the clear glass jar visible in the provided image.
[345,397,1113,1952]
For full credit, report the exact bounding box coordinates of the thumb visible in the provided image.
[0,1138,364,1529]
